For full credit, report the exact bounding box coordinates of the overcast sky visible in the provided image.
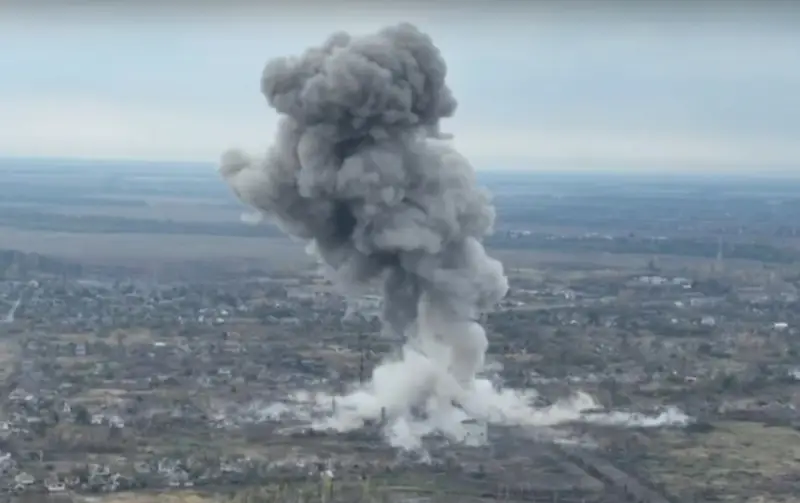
[1,2,799,172]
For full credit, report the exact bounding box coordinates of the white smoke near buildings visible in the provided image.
[2,298,21,323]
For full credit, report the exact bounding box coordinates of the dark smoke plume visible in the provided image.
[220,22,508,388]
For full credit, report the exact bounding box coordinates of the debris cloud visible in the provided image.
[221,22,506,399]
[220,22,689,449]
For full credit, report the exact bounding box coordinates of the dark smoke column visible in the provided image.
[219,23,508,389]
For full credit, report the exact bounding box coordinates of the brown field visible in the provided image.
[57,328,180,346]
[493,248,767,272]
[0,227,313,269]
[0,226,673,271]
[0,339,19,382]
[1,217,774,276]
[643,421,800,503]
[0,185,773,274]
[73,490,219,503]
[70,388,130,406]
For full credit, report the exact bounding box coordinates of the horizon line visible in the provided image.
[1,154,798,181]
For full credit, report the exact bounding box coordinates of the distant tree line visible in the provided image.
[0,209,284,238]
[487,234,800,264]
[1,191,148,206]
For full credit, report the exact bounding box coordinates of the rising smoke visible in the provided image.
[1,298,20,324]
[220,23,689,449]
[220,22,506,388]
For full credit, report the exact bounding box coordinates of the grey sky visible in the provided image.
[1,2,798,172]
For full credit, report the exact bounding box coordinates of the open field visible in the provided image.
[0,227,313,269]
[6,157,800,269]
[0,339,19,382]
[69,479,495,503]
[56,328,175,346]
[0,225,736,272]
[2,201,244,224]
[641,421,800,503]
[74,492,218,503]
[0,225,786,284]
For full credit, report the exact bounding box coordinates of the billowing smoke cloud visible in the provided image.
[220,22,507,389]
[220,23,689,449]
